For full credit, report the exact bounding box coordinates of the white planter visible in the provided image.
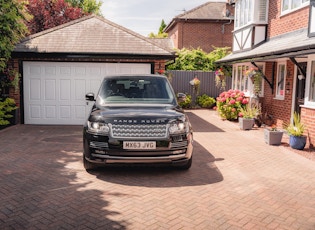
[239,117,254,130]
[264,129,283,145]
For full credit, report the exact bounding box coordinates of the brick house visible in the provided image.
[217,0,315,148]
[7,15,175,125]
[164,1,235,53]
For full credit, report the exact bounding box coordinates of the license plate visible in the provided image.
[123,141,156,150]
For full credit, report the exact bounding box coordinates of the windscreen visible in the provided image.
[96,76,175,105]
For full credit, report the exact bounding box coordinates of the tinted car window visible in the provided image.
[96,76,175,105]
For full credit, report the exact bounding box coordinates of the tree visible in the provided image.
[167,47,231,71]
[148,20,168,38]
[0,0,29,72]
[27,0,88,34]
[65,0,102,15]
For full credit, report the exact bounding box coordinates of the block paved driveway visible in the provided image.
[1,109,315,230]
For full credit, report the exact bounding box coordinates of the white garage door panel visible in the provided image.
[24,61,151,125]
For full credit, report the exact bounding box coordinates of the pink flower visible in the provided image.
[242,99,249,104]
[236,97,243,101]
[231,108,236,112]
[238,112,243,117]
[229,99,236,104]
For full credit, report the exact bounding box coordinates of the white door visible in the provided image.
[23,61,151,125]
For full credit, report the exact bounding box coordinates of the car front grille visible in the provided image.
[111,124,168,138]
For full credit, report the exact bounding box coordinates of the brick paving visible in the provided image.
[0,109,315,230]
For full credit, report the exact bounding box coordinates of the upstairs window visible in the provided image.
[281,0,309,14]
[310,0,315,37]
[235,0,268,29]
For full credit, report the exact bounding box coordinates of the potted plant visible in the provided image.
[215,68,226,89]
[284,112,307,150]
[264,124,283,145]
[238,104,260,130]
[244,67,262,95]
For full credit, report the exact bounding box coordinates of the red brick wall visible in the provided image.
[301,107,315,149]
[268,1,309,38]
[261,60,315,148]
[260,61,294,127]
[168,20,233,53]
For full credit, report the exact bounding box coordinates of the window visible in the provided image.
[309,0,315,37]
[235,0,268,29]
[281,0,309,14]
[233,64,264,97]
[309,61,315,102]
[276,63,286,99]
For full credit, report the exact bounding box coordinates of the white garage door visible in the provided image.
[23,61,151,125]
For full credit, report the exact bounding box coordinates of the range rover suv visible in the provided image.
[83,74,193,170]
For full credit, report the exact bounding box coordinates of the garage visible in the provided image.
[23,61,151,125]
[12,15,175,125]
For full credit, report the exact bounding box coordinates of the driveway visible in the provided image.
[1,109,315,229]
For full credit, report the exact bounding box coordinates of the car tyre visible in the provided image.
[83,155,97,171]
[175,157,192,170]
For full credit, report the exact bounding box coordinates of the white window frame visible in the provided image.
[304,54,315,108]
[232,63,265,97]
[281,0,309,15]
[275,62,286,100]
[234,0,268,29]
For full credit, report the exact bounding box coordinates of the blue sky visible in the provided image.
[100,0,226,36]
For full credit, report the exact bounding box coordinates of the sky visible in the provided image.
[100,0,226,36]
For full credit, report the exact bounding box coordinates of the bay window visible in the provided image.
[235,0,268,29]
[233,64,264,97]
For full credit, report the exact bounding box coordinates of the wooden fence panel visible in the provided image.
[167,70,232,98]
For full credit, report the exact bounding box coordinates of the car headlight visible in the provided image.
[87,121,110,134]
[169,121,188,134]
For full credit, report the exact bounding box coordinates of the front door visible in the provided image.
[294,62,307,115]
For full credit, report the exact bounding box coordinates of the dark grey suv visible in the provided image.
[83,74,193,170]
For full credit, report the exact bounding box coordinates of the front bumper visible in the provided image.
[83,131,193,165]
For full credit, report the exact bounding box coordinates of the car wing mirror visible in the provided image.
[177,93,186,102]
[85,93,95,101]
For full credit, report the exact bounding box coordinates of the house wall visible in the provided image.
[261,59,314,149]
[301,107,315,148]
[168,20,233,53]
[260,61,293,127]
[268,1,309,37]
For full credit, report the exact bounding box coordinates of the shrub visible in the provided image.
[197,94,216,108]
[0,98,17,126]
[178,94,191,109]
[216,89,249,120]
